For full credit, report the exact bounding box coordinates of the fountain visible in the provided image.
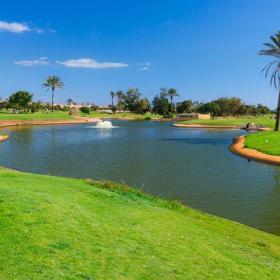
[95,120,113,128]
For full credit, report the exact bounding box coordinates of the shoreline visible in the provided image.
[229,135,280,166]
[173,123,272,130]
[0,117,102,128]
[0,134,9,142]
[0,116,169,129]
[173,123,239,129]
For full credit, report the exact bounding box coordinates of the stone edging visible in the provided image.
[229,135,280,166]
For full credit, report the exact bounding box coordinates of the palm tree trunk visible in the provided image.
[275,89,280,131]
[170,97,173,114]
[51,88,54,112]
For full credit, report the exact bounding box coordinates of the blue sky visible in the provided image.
[0,0,279,107]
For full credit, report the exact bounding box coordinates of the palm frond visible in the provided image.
[259,32,280,58]
[262,60,280,90]
[270,35,280,48]
[42,75,64,90]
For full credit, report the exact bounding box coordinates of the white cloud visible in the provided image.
[138,62,151,71]
[0,21,31,33]
[14,58,49,66]
[139,66,149,71]
[0,20,56,34]
[34,28,44,34]
[34,28,56,34]
[56,58,128,69]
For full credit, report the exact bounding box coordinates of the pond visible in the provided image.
[1,120,280,235]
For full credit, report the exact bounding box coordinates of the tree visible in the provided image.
[259,32,280,131]
[152,91,170,117]
[197,102,220,116]
[79,106,90,116]
[116,90,126,111]
[125,88,141,112]
[8,91,33,113]
[167,88,179,113]
[90,104,99,111]
[42,75,64,112]
[0,99,9,111]
[110,91,115,107]
[66,99,74,106]
[215,97,244,116]
[176,100,193,113]
[256,103,271,115]
[135,98,151,114]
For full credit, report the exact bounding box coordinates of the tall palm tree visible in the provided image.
[167,88,179,114]
[259,32,280,131]
[42,75,64,112]
[110,91,115,107]
[66,98,74,106]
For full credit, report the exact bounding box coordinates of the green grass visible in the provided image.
[0,169,280,279]
[179,116,275,128]
[0,110,162,121]
[0,110,72,120]
[245,131,280,156]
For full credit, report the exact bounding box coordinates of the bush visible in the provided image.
[79,106,91,116]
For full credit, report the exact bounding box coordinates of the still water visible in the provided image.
[1,120,280,235]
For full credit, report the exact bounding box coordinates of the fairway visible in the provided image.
[178,116,275,128]
[245,131,280,156]
[0,110,161,121]
[0,110,72,120]
[0,168,280,279]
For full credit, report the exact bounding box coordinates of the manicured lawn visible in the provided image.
[0,110,162,121]
[0,169,280,279]
[245,131,280,156]
[0,110,72,120]
[179,116,275,128]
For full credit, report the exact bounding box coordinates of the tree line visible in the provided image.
[109,90,272,117]
[0,85,273,118]
[109,87,179,116]
[0,75,64,113]
[176,97,272,116]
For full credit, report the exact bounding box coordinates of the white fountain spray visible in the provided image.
[95,120,113,128]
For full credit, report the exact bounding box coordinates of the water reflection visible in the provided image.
[0,121,280,235]
[274,167,280,188]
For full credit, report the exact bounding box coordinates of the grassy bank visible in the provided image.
[178,116,275,128]
[0,169,280,279]
[245,131,280,156]
[0,110,72,120]
[0,110,161,121]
